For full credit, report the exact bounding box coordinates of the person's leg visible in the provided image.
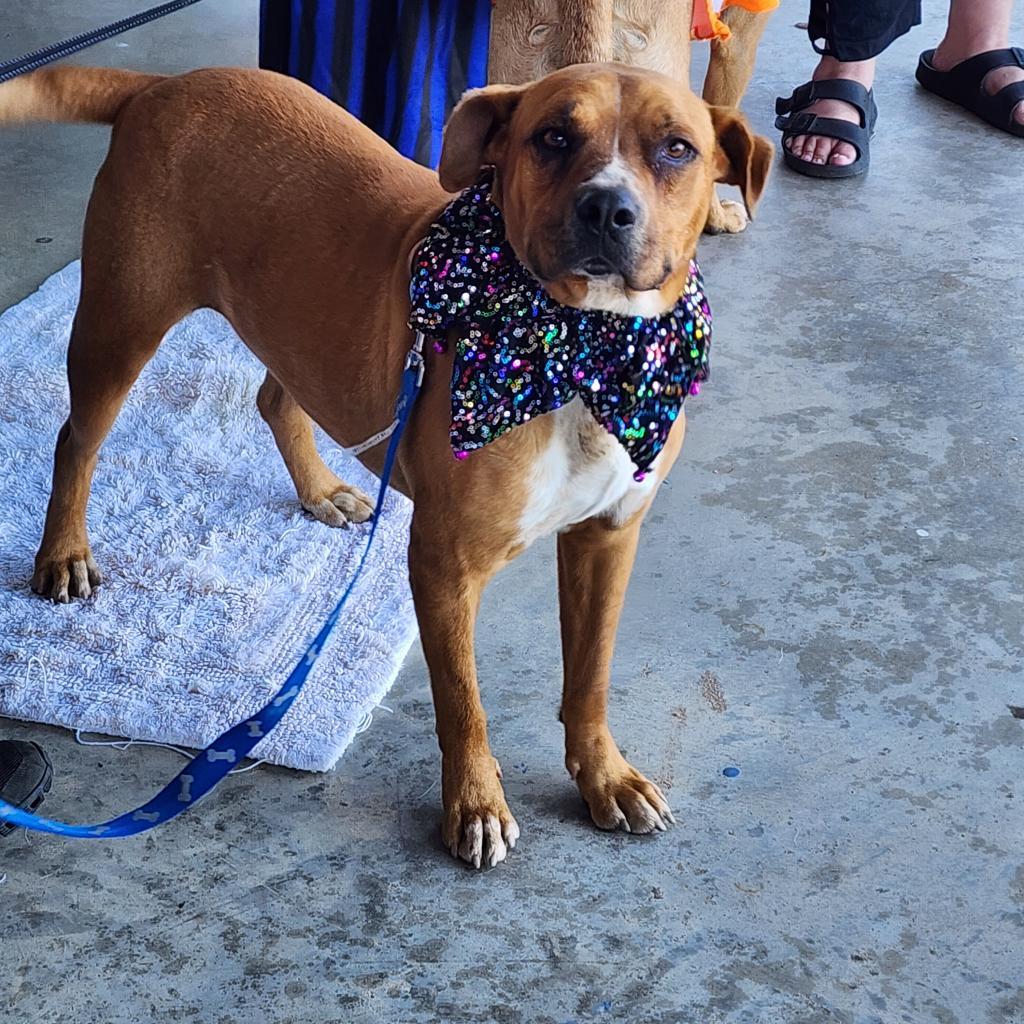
[930,0,1024,126]
[786,1,921,168]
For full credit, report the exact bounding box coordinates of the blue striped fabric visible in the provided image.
[260,0,492,168]
[311,0,336,98]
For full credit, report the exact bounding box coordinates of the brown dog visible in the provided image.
[0,63,770,867]
[489,0,774,233]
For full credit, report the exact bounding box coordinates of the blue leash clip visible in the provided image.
[0,336,425,838]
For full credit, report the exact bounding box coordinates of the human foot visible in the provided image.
[783,56,876,168]
[925,43,1024,131]
[929,0,1024,131]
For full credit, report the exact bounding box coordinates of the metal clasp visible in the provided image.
[405,331,426,387]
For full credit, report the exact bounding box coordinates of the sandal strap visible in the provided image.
[939,46,1024,84]
[773,112,868,157]
[918,47,1024,130]
[775,78,874,127]
[988,79,1024,120]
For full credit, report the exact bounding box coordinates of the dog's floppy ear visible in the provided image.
[438,84,527,193]
[708,105,774,218]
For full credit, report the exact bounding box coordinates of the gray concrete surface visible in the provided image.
[1,2,1022,1022]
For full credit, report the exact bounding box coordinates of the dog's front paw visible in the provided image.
[301,483,374,528]
[31,547,103,603]
[568,738,674,835]
[442,756,520,869]
[703,196,750,235]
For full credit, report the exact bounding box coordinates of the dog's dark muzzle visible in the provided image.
[568,184,644,279]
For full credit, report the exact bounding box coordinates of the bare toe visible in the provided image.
[830,141,856,165]
[809,135,832,165]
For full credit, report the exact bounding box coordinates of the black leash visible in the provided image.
[0,0,207,85]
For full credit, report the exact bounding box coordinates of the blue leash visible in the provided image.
[0,339,425,838]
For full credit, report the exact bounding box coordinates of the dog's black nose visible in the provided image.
[574,186,640,239]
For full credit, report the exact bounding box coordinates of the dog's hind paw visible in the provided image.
[703,197,750,235]
[301,484,374,529]
[31,549,103,603]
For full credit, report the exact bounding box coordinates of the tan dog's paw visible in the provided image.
[31,549,103,603]
[442,757,520,869]
[301,484,374,528]
[703,197,750,235]
[568,743,674,835]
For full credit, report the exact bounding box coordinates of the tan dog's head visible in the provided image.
[439,63,772,314]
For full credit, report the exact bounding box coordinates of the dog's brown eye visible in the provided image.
[663,139,695,161]
[540,128,569,150]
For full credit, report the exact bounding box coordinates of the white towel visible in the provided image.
[0,262,417,771]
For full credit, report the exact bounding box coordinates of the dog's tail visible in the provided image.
[0,67,163,126]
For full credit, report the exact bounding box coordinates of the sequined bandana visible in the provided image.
[407,176,712,479]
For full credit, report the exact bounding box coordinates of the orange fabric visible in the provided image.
[691,0,779,42]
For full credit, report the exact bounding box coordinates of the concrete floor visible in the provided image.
[2,2,1023,1022]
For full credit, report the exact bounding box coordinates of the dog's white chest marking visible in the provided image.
[517,399,659,546]
[515,267,677,546]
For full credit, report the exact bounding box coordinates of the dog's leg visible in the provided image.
[408,521,519,869]
[256,371,373,528]
[557,511,675,833]
[701,5,772,235]
[32,308,169,601]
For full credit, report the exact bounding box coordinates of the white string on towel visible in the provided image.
[353,703,394,735]
[74,729,266,775]
[22,653,50,699]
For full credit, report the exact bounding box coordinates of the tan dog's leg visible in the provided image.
[32,306,170,601]
[702,5,773,235]
[256,372,373,528]
[557,512,674,833]
[408,520,520,868]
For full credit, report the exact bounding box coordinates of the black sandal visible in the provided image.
[0,740,53,836]
[916,48,1024,138]
[775,79,878,179]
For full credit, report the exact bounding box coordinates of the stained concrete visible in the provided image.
[1,2,1022,1022]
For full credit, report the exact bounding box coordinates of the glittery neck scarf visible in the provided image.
[407,176,712,479]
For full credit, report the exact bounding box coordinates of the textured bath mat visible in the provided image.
[0,262,417,771]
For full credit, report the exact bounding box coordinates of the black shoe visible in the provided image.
[0,740,53,836]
